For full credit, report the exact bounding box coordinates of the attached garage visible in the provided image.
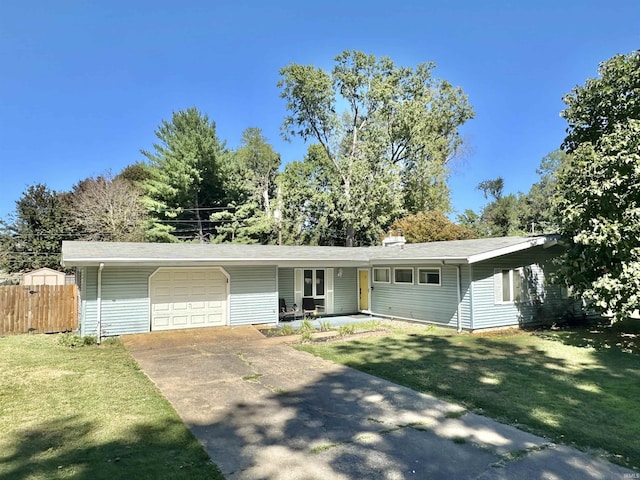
[149,268,229,331]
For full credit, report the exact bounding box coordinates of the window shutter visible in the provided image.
[494,269,502,304]
[325,268,334,314]
[514,268,523,303]
[294,269,303,309]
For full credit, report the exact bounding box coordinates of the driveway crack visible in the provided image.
[236,351,287,394]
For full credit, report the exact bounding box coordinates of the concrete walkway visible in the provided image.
[122,327,634,480]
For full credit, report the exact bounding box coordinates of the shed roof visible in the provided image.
[62,236,555,267]
[23,267,66,276]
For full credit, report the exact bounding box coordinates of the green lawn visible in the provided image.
[0,334,223,480]
[298,320,640,470]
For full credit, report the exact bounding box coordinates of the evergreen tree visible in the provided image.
[210,128,280,244]
[141,107,226,242]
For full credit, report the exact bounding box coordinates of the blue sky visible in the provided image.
[1,0,638,221]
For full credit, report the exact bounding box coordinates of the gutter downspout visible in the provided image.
[456,265,462,333]
[97,263,104,344]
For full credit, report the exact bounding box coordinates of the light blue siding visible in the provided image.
[459,265,473,328]
[227,265,278,326]
[334,267,358,314]
[470,245,568,329]
[81,267,97,336]
[277,266,358,315]
[371,265,469,328]
[80,265,279,335]
[80,266,154,336]
[101,267,155,336]
[277,268,295,309]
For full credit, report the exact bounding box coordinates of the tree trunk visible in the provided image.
[262,187,271,218]
[194,192,204,243]
[344,177,354,246]
[346,224,355,247]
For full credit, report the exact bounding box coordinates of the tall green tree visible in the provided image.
[555,51,640,320]
[278,144,341,245]
[0,184,72,272]
[458,177,528,237]
[278,50,474,246]
[523,150,569,233]
[477,177,504,200]
[561,51,640,153]
[210,128,280,244]
[141,107,226,242]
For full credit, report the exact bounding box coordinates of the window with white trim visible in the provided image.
[394,267,414,284]
[418,267,441,286]
[494,268,523,303]
[303,269,326,297]
[373,267,390,283]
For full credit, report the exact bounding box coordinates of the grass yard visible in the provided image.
[298,319,640,470]
[0,334,223,480]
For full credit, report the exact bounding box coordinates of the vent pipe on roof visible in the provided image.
[382,230,406,247]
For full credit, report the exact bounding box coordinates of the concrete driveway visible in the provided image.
[122,327,633,480]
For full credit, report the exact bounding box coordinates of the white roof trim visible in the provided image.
[370,257,467,266]
[62,236,555,268]
[466,237,546,264]
[62,257,369,268]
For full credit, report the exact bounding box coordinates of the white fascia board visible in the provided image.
[543,237,565,248]
[274,260,369,268]
[370,257,468,265]
[62,258,368,268]
[467,237,546,264]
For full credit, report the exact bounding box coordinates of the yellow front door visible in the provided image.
[359,270,369,311]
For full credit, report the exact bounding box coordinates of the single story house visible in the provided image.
[60,235,571,338]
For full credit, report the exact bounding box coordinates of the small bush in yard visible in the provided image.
[56,333,97,347]
[299,329,313,343]
[279,324,295,336]
[338,324,356,336]
[319,320,332,331]
[299,318,315,334]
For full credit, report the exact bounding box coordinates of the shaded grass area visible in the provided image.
[298,322,640,470]
[0,334,223,480]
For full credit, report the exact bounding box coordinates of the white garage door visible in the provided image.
[150,268,228,331]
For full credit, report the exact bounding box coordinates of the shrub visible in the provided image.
[279,324,295,336]
[57,333,97,347]
[319,320,332,332]
[338,324,356,336]
[299,319,315,334]
[299,329,313,343]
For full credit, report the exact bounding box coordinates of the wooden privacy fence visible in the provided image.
[0,285,78,336]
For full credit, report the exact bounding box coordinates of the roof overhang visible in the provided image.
[466,236,548,264]
[62,258,369,268]
[369,257,468,266]
[62,236,559,269]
